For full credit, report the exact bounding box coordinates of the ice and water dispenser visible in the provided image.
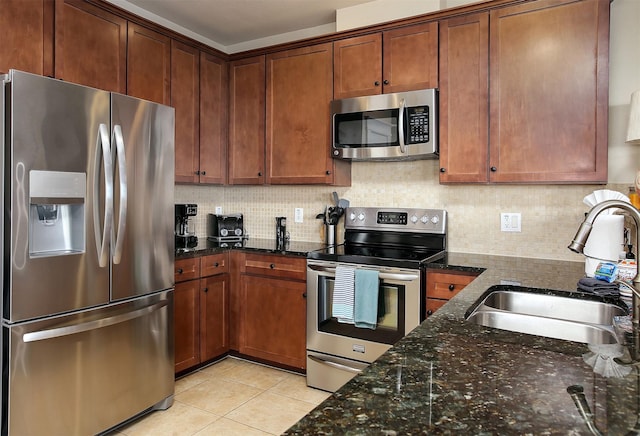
[29,170,86,257]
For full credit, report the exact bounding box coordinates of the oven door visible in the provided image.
[306,260,421,364]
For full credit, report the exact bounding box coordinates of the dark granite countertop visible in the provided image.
[285,252,640,435]
[175,237,326,259]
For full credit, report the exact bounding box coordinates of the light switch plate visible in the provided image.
[215,206,223,214]
[294,208,304,223]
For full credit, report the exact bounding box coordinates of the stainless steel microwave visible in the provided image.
[331,88,438,161]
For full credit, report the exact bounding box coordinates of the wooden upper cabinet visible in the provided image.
[54,0,126,92]
[127,23,170,105]
[488,0,609,183]
[333,33,382,99]
[439,13,490,183]
[334,22,438,99]
[172,40,200,184]
[440,0,609,184]
[267,43,349,185]
[228,56,266,185]
[0,0,53,76]
[199,52,228,184]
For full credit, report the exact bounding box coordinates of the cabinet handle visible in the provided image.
[195,170,200,175]
[449,284,455,292]
[203,287,208,293]
[270,263,275,269]
[302,292,307,298]
[383,79,389,85]
[201,171,206,175]
[374,81,380,86]
[177,268,183,274]
[427,310,433,316]
[440,168,446,173]
[490,166,497,172]
[258,171,262,176]
[326,170,331,175]
[214,262,219,267]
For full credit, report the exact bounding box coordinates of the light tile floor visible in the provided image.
[113,357,331,436]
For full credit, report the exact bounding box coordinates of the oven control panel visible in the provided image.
[345,207,446,234]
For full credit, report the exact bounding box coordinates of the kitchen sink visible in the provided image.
[465,286,628,344]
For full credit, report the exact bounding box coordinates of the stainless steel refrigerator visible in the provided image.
[1,70,175,435]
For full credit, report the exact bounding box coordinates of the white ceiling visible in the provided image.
[108,0,378,52]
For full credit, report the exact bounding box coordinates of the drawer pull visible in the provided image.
[427,310,433,316]
[214,262,219,267]
[448,284,455,291]
[177,268,183,274]
[270,263,275,269]
[203,287,208,293]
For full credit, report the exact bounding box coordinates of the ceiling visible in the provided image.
[109,0,378,52]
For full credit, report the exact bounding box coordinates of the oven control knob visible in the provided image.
[420,215,429,224]
[410,215,418,223]
[358,213,365,221]
[431,216,440,224]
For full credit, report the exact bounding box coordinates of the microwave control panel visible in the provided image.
[406,106,430,144]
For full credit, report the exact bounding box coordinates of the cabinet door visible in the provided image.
[174,279,200,373]
[199,52,228,184]
[239,275,306,369]
[54,0,126,92]
[0,0,53,76]
[172,40,200,183]
[489,0,608,183]
[439,13,489,183]
[200,274,229,361]
[383,22,438,93]
[266,43,335,184]
[228,56,266,184]
[127,23,170,105]
[333,33,382,99]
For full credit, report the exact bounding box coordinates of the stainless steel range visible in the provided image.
[306,207,447,392]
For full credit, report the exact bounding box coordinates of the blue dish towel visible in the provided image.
[332,266,355,324]
[354,269,379,329]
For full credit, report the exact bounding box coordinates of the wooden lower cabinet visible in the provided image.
[174,253,229,373]
[425,269,478,318]
[235,252,307,370]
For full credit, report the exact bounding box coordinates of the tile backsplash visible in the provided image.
[176,159,630,262]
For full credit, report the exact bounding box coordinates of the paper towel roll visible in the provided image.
[583,214,624,276]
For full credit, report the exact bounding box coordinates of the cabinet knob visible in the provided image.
[201,171,206,175]
[214,262,219,267]
[440,168,446,173]
[195,170,200,175]
[203,287,208,293]
[177,268,183,274]
[374,81,380,86]
[383,79,389,85]
[490,166,497,172]
[302,292,307,298]
[448,284,455,292]
[270,263,276,269]
[427,310,433,316]
[258,171,263,176]
[326,170,331,175]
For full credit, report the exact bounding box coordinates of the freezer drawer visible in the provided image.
[2,290,174,435]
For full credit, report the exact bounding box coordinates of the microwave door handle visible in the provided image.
[398,98,407,154]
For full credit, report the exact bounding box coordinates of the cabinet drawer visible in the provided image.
[201,253,229,277]
[426,270,477,300]
[175,258,200,283]
[242,253,306,281]
[425,298,448,318]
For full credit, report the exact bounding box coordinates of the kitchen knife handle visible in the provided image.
[112,124,127,265]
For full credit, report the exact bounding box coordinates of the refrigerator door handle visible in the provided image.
[112,124,128,264]
[22,300,169,342]
[94,123,113,268]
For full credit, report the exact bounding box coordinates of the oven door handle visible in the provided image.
[307,265,418,282]
[308,355,363,374]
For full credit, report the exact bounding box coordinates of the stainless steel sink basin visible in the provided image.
[465,286,628,344]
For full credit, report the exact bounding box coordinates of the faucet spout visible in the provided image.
[569,200,640,326]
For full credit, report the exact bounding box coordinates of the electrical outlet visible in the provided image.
[500,212,521,232]
[215,206,223,214]
[294,208,304,223]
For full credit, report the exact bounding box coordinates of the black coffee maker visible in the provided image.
[175,204,198,249]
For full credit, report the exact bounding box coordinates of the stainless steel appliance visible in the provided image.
[331,89,438,161]
[207,213,245,243]
[176,203,198,249]
[306,207,447,392]
[1,70,175,435]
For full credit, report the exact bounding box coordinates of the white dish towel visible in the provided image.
[332,265,355,324]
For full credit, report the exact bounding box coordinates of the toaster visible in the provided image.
[208,213,244,239]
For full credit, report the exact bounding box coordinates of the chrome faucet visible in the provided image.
[568,200,640,326]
